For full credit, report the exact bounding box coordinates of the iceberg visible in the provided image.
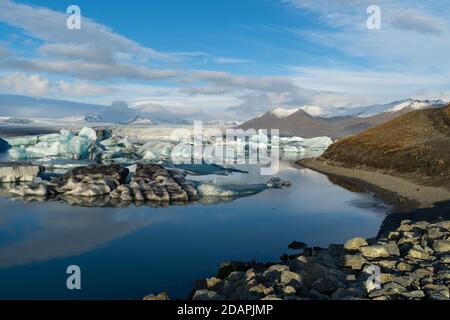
[0,138,10,153]
[298,136,333,149]
[78,127,97,141]
[0,162,44,182]
[37,133,61,143]
[8,127,99,161]
[196,182,267,197]
[138,141,175,160]
[282,145,306,153]
[25,141,62,159]
[164,162,248,176]
[196,177,290,197]
[5,135,39,147]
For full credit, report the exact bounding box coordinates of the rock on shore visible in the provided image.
[187,219,450,300]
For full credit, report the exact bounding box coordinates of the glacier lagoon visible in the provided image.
[0,155,389,299]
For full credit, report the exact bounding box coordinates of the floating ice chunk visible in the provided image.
[8,147,27,159]
[196,182,266,197]
[285,136,305,143]
[8,127,100,161]
[5,135,38,147]
[100,136,132,149]
[78,127,97,141]
[164,163,248,176]
[25,141,61,159]
[282,145,306,153]
[139,141,175,160]
[55,127,98,160]
[38,133,60,143]
[59,129,76,144]
[0,138,10,152]
[299,136,333,149]
[0,162,44,182]
[266,177,291,188]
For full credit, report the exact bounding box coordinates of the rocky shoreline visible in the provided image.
[179,218,450,301]
[144,162,450,301]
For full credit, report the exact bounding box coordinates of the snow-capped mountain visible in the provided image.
[344,99,447,118]
[203,119,243,126]
[270,107,300,118]
[125,115,154,125]
[300,105,326,117]
[59,114,104,123]
[239,99,448,138]
[84,114,104,123]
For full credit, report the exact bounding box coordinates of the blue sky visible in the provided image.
[0,0,450,119]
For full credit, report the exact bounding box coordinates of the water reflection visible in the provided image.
[0,183,253,208]
[0,203,159,268]
[0,160,389,299]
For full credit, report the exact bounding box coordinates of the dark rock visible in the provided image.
[288,241,307,250]
[308,288,330,300]
[328,244,345,257]
[303,247,313,257]
[280,253,289,263]
[217,261,260,279]
[311,275,345,294]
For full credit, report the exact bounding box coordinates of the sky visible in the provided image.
[0,0,450,120]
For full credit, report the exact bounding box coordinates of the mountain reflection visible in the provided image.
[0,184,254,269]
[0,202,161,268]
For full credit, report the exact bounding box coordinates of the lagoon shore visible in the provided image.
[165,159,450,301]
[298,158,450,211]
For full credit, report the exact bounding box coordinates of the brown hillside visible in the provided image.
[321,105,450,188]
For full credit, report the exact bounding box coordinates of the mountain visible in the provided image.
[346,99,447,118]
[320,105,450,187]
[84,114,104,123]
[124,115,154,125]
[238,99,447,138]
[0,94,106,118]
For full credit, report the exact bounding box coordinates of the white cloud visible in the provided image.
[391,9,446,35]
[284,1,450,68]
[212,57,253,64]
[0,45,9,58]
[38,43,114,63]
[0,72,116,98]
[2,58,178,81]
[289,66,450,106]
[0,72,49,96]
[57,80,116,97]
[0,0,170,61]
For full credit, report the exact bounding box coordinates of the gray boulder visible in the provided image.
[433,240,450,253]
[344,237,368,251]
[360,243,400,258]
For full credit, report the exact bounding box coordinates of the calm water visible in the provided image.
[0,160,389,299]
